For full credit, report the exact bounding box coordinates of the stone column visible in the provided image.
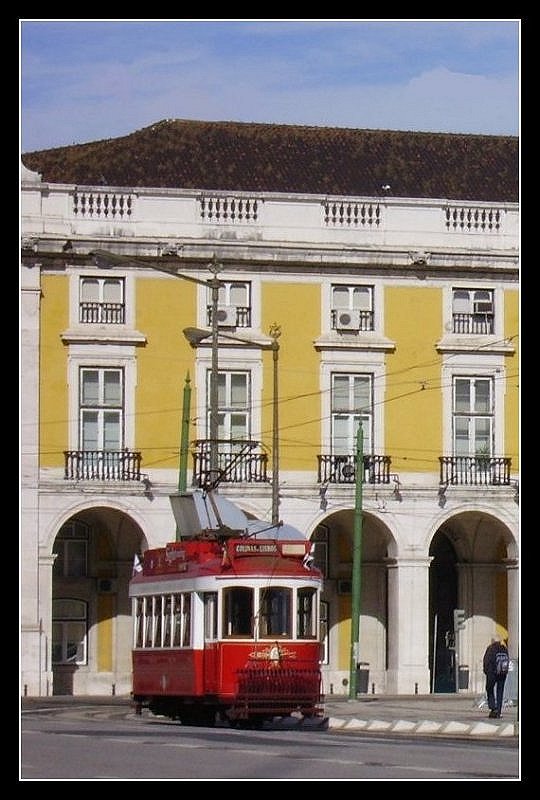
[386,556,432,694]
[504,558,519,659]
[20,262,43,696]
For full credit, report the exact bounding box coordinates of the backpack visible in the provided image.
[495,650,510,676]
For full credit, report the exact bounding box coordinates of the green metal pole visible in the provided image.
[349,423,364,698]
[176,372,191,539]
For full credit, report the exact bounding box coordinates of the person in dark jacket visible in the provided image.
[483,637,509,718]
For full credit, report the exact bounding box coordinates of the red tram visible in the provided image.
[129,517,324,727]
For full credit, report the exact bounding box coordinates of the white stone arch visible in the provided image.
[421,502,518,560]
[41,497,151,556]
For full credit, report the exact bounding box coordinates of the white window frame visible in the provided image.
[321,351,385,453]
[330,372,373,455]
[441,355,505,456]
[79,275,125,324]
[331,283,374,331]
[68,268,136,329]
[67,348,137,451]
[323,280,384,335]
[52,598,88,665]
[197,274,263,332]
[193,346,266,444]
[443,284,503,339]
[79,366,124,451]
[452,376,494,456]
[212,369,252,444]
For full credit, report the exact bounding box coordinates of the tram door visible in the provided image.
[203,592,219,692]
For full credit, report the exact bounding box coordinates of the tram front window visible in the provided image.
[223,587,253,637]
[260,587,291,638]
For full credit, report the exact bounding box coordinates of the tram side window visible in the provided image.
[260,587,291,638]
[172,593,191,647]
[143,597,152,647]
[163,596,172,647]
[297,588,317,639]
[134,597,144,647]
[182,594,191,647]
[152,596,163,647]
[223,587,254,638]
[204,592,218,640]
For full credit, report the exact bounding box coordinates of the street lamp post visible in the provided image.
[183,324,281,527]
[269,323,281,527]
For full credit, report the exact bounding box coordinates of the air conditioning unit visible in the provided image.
[216,306,237,327]
[335,309,361,331]
[473,301,493,314]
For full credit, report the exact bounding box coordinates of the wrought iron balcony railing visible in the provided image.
[191,439,268,488]
[318,454,391,484]
[64,449,142,481]
[439,455,511,486]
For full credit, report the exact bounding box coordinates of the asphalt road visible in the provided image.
[21,702,521,781]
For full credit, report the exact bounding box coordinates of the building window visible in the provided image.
[52,599,88,665]
[208,371,250,445]
[331,284,374,331]
[452,288,494,334]
[79,277,125,324]
[453,377,494,456]
[208,281,252,328]
[53,521,89,577]
[331,373,373,454]
[79,368,124,452]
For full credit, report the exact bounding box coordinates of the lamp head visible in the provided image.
[183,326,212,346]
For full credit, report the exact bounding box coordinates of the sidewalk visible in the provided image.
[21,692,519,739]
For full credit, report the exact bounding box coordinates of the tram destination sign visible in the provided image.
[232,542,279,557]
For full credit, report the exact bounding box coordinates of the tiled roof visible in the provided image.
[21,118,518,203]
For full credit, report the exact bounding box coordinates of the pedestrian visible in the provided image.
[482,636,510,718]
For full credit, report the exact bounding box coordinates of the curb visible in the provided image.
[327,715,518,738]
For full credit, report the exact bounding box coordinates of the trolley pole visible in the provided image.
[348,424,364,698]
[178,372,191,494]
[176,372,191,540]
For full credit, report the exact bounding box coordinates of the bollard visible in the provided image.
[414,682,418,694]
[371,682,375,694]
[112,683,116,696]
[24,684,28,697]
[330,683,334,694]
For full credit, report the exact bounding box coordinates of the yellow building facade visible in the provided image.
[21,133,519,699]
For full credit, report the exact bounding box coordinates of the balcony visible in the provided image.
[64,449,142,481]
[439,455,512,486]
[79,301,125,324]
[318,454,391,485]
[206,305,251,328]
[191,439,268,488]
[452,312,494,335]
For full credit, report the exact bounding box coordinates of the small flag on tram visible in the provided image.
[132,554,143,575]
